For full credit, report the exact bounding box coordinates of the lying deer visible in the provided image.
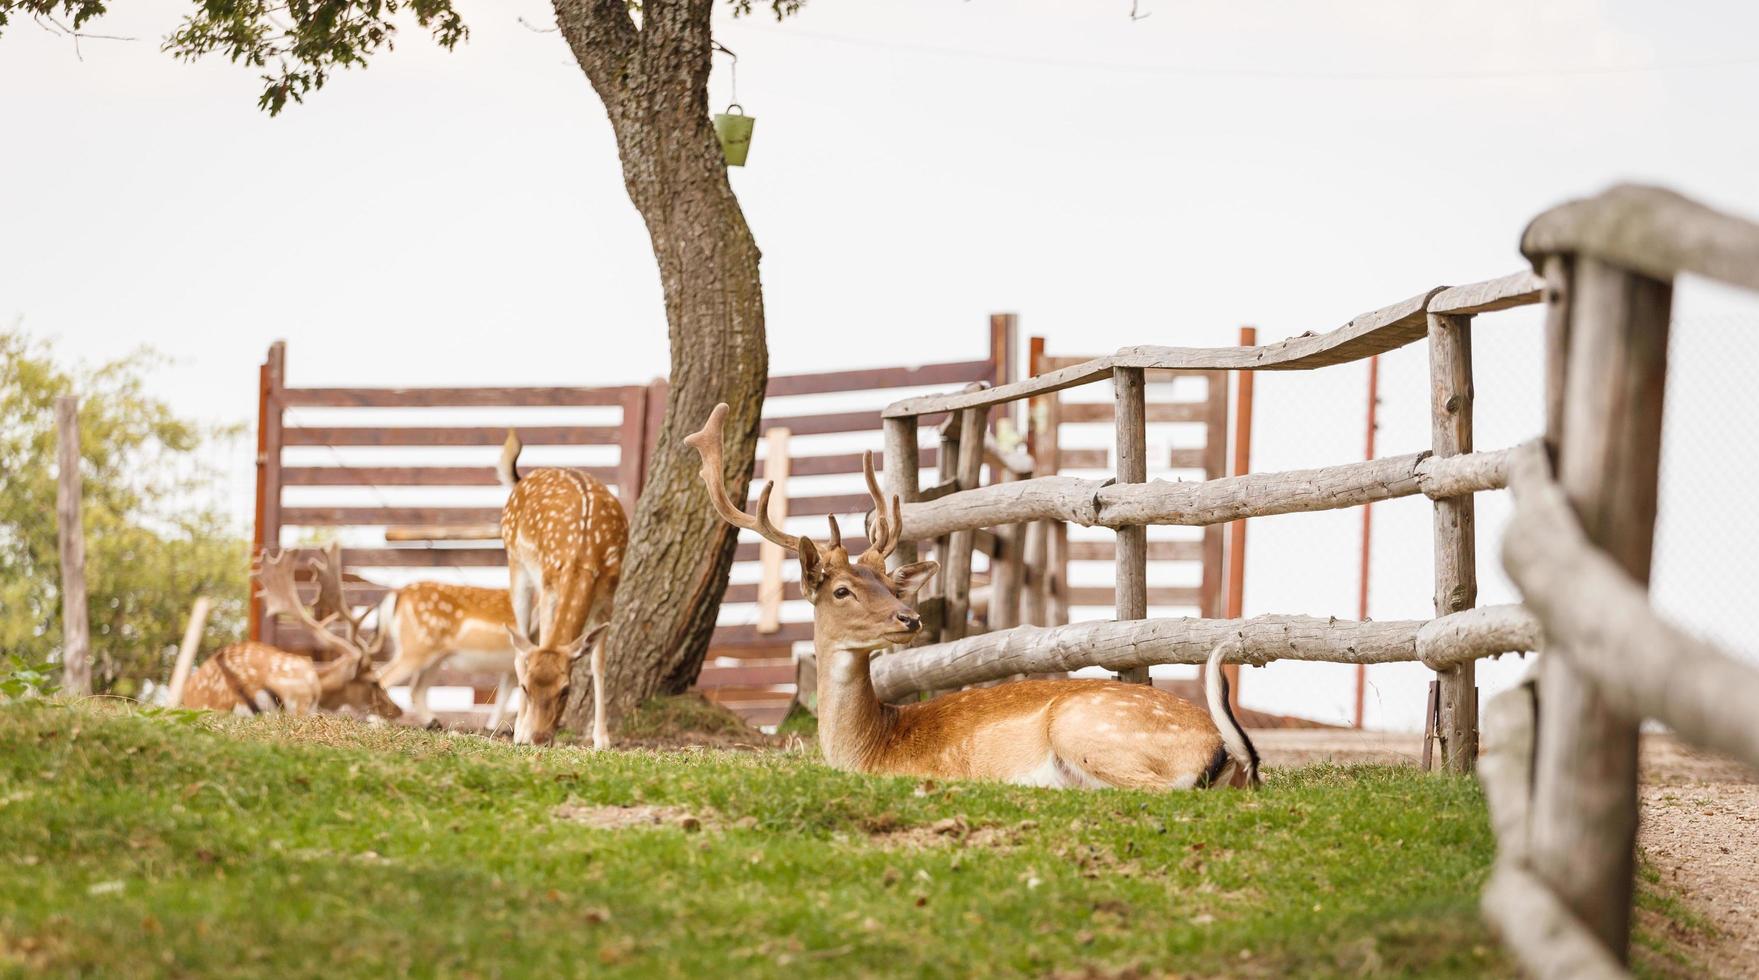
[687,403,1260,790]
[498,431,625,747]
[374,583,521,730]
[183,548,400,720]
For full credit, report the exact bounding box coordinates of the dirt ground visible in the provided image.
[1252,728,1759,975]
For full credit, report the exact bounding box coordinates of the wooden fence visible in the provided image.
[252,318,1063,724]
[874,184,1759,976]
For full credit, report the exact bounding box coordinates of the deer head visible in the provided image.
[255,544,391,704]
[504,622,608,744]
[685,403,939,654]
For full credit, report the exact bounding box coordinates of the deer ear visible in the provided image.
[797,537,825,601]
[568,624,609,663]
[505,627,537,657]
[891,560,939,599]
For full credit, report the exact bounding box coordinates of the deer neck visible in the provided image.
[813,635,898,772]
[542,562,603,646]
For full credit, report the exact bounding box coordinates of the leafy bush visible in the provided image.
[0,330,248,696]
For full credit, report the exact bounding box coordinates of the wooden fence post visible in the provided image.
[1429,313,1479,772]
[1527,254,1671,961]
[1222,326,1257,711]
[1113,366,1149,684]
[616,384,650,514]
[942,406,986,642]
[166,597,214,707]
[882,417,920,569]
[252,342,286,644]
[56,395,91,697]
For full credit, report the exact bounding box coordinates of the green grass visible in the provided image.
[0,700,1709,978]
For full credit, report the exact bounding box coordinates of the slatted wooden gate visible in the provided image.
[251,323,1016,724]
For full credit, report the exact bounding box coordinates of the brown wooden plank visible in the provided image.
[284,425,622,447]
[1058,448,1109,469]
[759,446,941,479]
[755,409,947,438]
[742,492,872,519]
[694,664,798,688]
[294,547,507,568]
[722,581,801,605]
[284,506,503,527]
[280,385,636,408]
[293,583,390,603]
[704,643,796,661]
[711,622,815,647]
[282,465,618,486]
[1064,539,1203,562]
[733,537,870,563]
[1059,401,1210,424]
[617,386,649,510]
[1065,586,1202,607]
[765,360,994,398]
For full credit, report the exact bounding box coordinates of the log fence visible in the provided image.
[876,183,1759,976]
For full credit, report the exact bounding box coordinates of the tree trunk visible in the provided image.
[552,0,768,731]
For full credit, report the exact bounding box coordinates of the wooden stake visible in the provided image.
[1113,366,1149,684]
[56,395,91,697]
[166,597,214,707]
[1429,313,1478,771]
[1528,255,1671,961]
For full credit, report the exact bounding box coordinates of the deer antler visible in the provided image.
[861,450,904,562]
[254,549,364,664]
[684,402,800,553]
[306,542,386,658]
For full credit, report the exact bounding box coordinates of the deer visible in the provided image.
[497,431,625,747]
[687,403,1260,790]
[373,583,522,731]
[182,547,401,720]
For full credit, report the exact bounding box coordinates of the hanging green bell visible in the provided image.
[714,104,755,167]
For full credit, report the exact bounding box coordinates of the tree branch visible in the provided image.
[550,0,640,100]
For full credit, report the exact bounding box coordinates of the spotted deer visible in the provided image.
[498,431,625,747]
[687,403,1260,790]
[374,583,521,730]
[182,547,400,721]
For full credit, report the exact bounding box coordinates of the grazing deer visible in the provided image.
[498,431,625,747]
[374,583,520,730]
[687,403,1260,790]
[182,547,400,721]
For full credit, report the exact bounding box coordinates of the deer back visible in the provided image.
[182,643,321,713]
[502,469,627,571]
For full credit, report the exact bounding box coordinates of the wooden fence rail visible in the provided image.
[870,604,1537,703]
[870,183,1759,971]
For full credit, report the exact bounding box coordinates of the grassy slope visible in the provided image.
[0,701,1708,978]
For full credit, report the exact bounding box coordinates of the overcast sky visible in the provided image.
[5,0,1758,729]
